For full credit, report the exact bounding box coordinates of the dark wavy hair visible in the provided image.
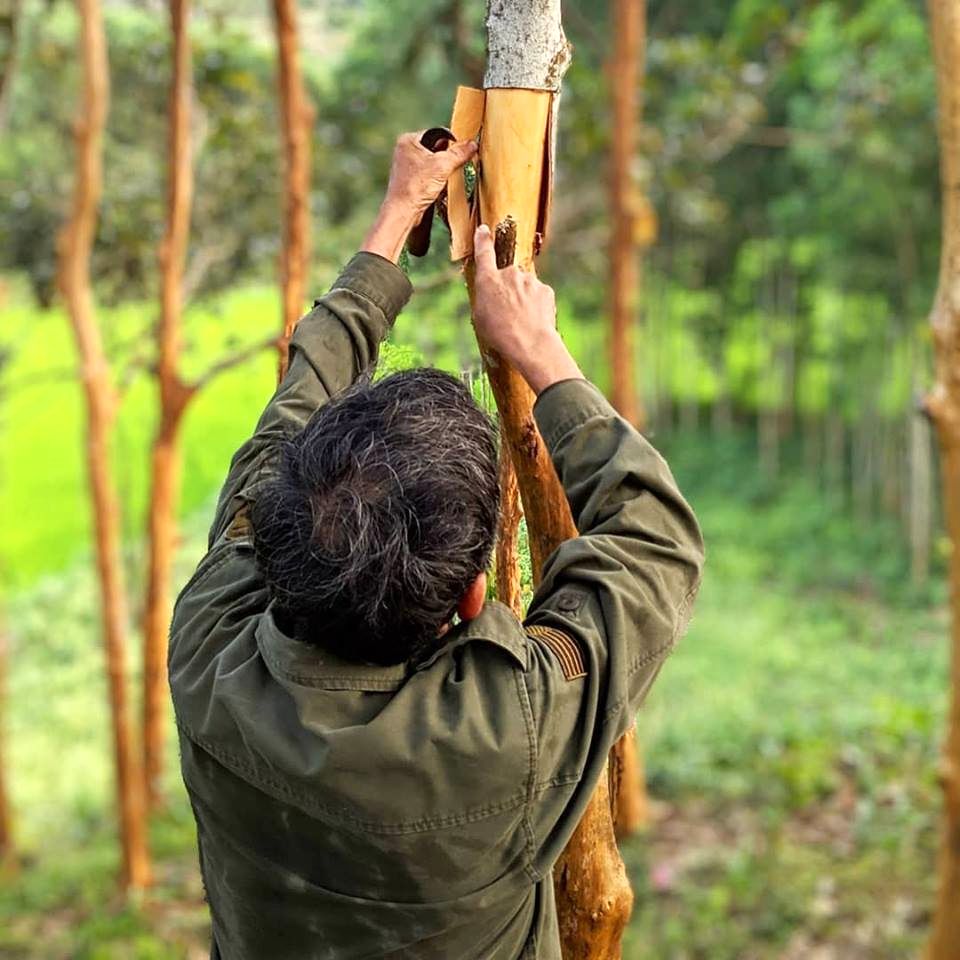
[251,368,500,665]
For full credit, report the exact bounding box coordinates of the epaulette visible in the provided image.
[225,505,252,541]
[525,624,587,681]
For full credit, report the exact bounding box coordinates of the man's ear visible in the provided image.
[457,572,487,622]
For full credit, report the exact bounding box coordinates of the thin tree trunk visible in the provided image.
[607,0,650,837]
[0,613,12,866]
[272,0,312,379]
[58,0,151,890]
[925,0,960,954]
[142,0,195,812]
[759,407,780,479]
[824,413,845,504]
[0,0,21,132]
[495,452,523,617]
[910,401,933,587]
[470,5,634,956]
[608,0,644,428]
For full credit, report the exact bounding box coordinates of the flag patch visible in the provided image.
[526,624,587,681]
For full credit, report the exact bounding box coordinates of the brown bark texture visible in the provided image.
[495,452,524,617]
[608,0,645,429]
[0,0,21,131]
[272,0,313,379]
[58,0,151,890]
[465,83,633,959]
[926,0,960,956]
[606,0,651,847]
[610,725,648,839]
[0,615,12,863]
[143,0,195,812]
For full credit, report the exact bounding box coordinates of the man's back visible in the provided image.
[170,140,703,959]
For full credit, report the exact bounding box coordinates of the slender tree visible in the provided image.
[495,455,524,616]
[272,0,312,378]
[142,0,194,811]
[0,0,21,131]
[0,611,11,867]
[464,3,633,955]
[58,0,151,890]
[608,0,644,427]
[143,0,280,807]
[925,0,960,955]
[607,0,649,840]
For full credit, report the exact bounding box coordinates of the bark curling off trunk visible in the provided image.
[273,0,313,378]
[58,0,151,890]
[143,0,195,812]
[926,0,960,956]
[472,4,634,956]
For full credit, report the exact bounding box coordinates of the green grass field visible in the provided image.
[0,287,950,957]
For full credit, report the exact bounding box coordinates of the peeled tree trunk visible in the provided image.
[143,0,194,812]
[607,0,650,840]
[925,1,960,956]
[58,0,151,890]
[460,3,634,955]
[272,0,312,378]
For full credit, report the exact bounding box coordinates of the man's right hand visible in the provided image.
[472,224,583,395]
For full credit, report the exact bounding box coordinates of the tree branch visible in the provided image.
[189,333,279,394]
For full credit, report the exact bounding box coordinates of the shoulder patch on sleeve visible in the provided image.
[225,505,252,541]
[526,625,587,681]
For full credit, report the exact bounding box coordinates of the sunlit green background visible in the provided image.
[0,0,950,956]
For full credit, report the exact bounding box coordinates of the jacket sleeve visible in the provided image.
[207,252,412,545]
[520,378,704,873]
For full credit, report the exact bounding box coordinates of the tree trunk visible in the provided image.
[759,407,780,479]
[272,0,312,379]
[0,614,12,866]
[910,401,933,588]
[143,0,194,812]
[608,0,644,428]
[0,0,22,132]
[926,0,960,951]
[469,5,634,956]
[606,0,650,838]
[495,452,524,617]
[58,0,151,890]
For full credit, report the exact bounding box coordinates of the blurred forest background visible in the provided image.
[0,0,954,956]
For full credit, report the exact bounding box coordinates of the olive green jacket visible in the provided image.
[169,252,704,960]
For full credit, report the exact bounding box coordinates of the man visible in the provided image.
[170,131,704,960]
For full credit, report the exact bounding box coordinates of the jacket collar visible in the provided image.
[414,601,528,672]
[256,601,527,693]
